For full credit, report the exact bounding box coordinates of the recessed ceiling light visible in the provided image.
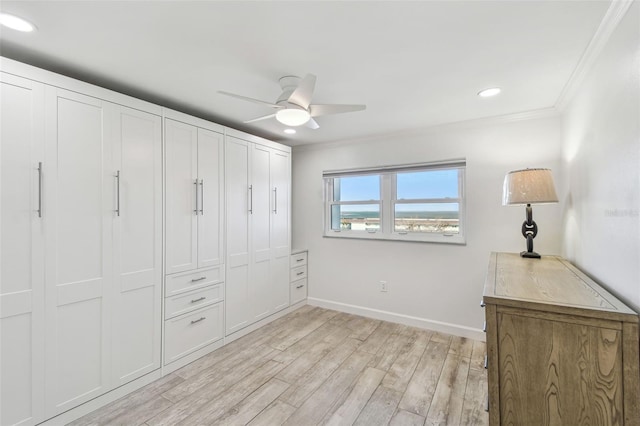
[478,87,501,98]
[284,128,296,135]
[0,13,36,32]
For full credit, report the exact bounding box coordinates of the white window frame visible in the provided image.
[323,160,466,244]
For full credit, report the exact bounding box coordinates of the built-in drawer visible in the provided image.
[164,302,223,364]
[290,265,307,282]
[165,266,224,297]
[165,284,223,319]
[291,251,308,267]
[291,278,307,305]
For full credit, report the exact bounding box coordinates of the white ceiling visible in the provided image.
[0,1,611,146]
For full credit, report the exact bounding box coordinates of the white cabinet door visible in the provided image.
[165,119,198,274]
[270,150,291,312]
[251,144,272,322]
[225,136,250,334]
[0,73,46,426]
[111,106,162,386]
[197,128,224,269]
[43,88,113,417]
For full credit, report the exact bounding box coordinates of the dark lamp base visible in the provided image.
[520,250,541,259]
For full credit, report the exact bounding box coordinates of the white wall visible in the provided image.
[561,2,640,311]
[292,115,562,338]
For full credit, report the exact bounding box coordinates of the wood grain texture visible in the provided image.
[498,313,623,425]
[483,252,639,426]
[484,253,637,322]
[73,306,489,426]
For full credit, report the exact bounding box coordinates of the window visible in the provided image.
[324,160,465,244]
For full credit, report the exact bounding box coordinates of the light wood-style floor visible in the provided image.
[71,306,488,426]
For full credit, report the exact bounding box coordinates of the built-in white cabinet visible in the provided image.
[1,65,162,424]
[163,112,225,366]
[290,250,308,305]
[165,116,224,275]
[225,132,291,336]
[0,72,46,426]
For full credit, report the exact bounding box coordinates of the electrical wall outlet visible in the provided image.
[380,280,388,292]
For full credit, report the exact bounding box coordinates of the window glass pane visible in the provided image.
[331,204,380,231]
[333,175,380,201]
[397,169,459,200]
[394,203,459,234]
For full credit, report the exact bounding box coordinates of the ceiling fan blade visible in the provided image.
[218,91,282,109]
[287,74,316,109]
[309,104,366,117]
[243,113,276,124]
[305,117,320,130]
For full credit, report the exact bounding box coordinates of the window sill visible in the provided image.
[323,231,466,245]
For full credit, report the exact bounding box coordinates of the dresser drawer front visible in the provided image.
[290,265,307,282]
[291,278,307,305]
[291,251,307,267]
[164,303,223,364]
[165,284,223,319]
[165,266,224,296]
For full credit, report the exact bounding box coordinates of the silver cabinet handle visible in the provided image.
[296,271,304,276]
[296,258,304,262]
[199,179,204,215]
[483,321,486,332]
[484,355,488,369]
[193,180,199,215]
[273,187,277,213]
[191,296,206,303]
[296,284,304,289]
[36,162,43,218]
[248,185,253,214]
[480,300,486,308]
[115,170,120,216]
[191,276,206,282]
[190,317,206,324]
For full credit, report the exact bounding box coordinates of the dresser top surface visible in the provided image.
[483,252,637,321]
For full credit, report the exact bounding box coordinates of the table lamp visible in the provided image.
[503,168,558,258]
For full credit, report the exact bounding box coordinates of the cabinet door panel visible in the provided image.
[270,150,290,311]
[251,145,271,321]
[498,313,623,425]
[225,137,250,334]
[112,107,162,385]
[197,128,223,269]
[44,89,112,416]
[165,119,198,274]
[0,73,46,426]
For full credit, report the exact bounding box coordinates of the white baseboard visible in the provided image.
[40,369,163,426]
[307,297,485,342]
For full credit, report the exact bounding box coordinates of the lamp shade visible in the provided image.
[503,168,558,205]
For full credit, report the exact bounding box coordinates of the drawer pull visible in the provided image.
[296,258,304,262]
[484,395,489,412]
[483,321,486,332]
[296,284,304,289]
[480,300,486,308]
[191,296,206,303]
[484,355,488,369]
[191,276,207,282]
[296,271,304,276]
[190,317,206,324]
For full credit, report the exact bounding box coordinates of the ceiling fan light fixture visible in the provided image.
[276,109,310,126]
[0,13,36,32]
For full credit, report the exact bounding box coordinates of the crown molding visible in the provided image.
[555,0,635,111]
[293,107,559,153]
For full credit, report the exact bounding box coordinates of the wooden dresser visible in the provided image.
[482,252,639,426]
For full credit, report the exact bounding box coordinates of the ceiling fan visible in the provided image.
[218,74,366,129]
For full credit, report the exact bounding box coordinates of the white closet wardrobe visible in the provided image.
[1,57,297,426]
[1,62,162,425]
[225,130,291,336]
